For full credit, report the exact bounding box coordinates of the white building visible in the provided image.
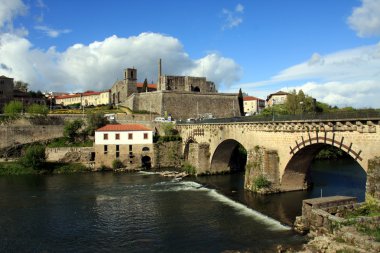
[266,91,289,107]
[243,96,265,115]
[94,124,154,169]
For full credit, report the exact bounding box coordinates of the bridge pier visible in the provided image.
[186,142,210,174]
[244,146,281,192]
[367,157,380,200]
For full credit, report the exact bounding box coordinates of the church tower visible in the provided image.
[124,68,138,96]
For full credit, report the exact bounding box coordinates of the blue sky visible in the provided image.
[1,0,380,108]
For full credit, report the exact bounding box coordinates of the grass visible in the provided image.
[49,105,124,115]
[0,161,90,175]
[47,137,93,148]
[0,162,38,176]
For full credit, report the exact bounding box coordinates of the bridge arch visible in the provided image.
[210,139,247,173]
[183,137,196,161]
[281,142,365,191]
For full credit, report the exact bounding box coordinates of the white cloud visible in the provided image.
[222,4,244,30]
[283,81,380,108]
[34,25,71,38]
[235,42,380,108]
[348,0,380,37]
[0,0,27,30]
[0,32,241,92]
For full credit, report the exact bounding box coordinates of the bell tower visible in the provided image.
[124,68,137,96]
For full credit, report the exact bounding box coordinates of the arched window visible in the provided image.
[142,147,150,152]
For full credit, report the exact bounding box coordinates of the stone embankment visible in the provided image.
[292,196,380,253]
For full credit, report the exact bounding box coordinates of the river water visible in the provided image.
[0,158,365,252]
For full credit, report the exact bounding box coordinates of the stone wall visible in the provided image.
[94,143,154,169]
[153,141,183,169]
[367,157,380,200]
[46,147,94,163]
[0,124,64,149]
[123,91,240,120]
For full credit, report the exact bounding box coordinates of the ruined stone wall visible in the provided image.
[46,147,94,163]
[153,141,182,169]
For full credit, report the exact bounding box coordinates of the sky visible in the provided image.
[0,0,380,108]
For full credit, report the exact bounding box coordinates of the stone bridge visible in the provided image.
[177,117,380,198]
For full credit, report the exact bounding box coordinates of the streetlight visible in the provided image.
[300,101,304,120]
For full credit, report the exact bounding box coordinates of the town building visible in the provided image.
[266,91,289,107]
[55,90,111,107]
[243,96,265,115]
[94,124,154,169]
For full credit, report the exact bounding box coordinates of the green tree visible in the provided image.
[20,144,46,170]
[86,113,109,136]
[238,88,244,116]
[142,78,148,92]
[4,100,23,116]
[27,104,49,116]
[14,81,28,92]
[284,89,316,115]
[64,119,84,143]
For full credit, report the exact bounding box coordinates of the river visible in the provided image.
[0,158,365,252]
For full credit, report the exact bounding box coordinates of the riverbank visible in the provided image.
[0,161,91,176]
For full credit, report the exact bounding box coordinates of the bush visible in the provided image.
[4,101,23,116]
[63,119,84,143]
[19,144,46,170]
[254,175,271,189]
[27,104,49,116]
[112,159,124,169]
[182,162,196,175]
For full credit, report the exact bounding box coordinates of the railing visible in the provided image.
[176,110,380,125]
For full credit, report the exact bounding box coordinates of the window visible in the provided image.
[129,145,132,151]
[104,145,108,154]
[116,145,119,158]
[143,133,148,139]
[142,147,150,151]
[115,133,120,140]
[104,133,108,140]
[128,133,133,140]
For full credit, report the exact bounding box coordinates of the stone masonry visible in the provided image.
[177,119,380,198]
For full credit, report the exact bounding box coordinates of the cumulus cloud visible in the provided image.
[222,3,244,30]
[283,81,380,108]
[235,43,380,108]
[348,0,380,37]
[0,0,27,30]
[0,32,241,92]
[34,25,71,38]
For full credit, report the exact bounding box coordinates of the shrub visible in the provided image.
[182,162,196,175]
[112,159,124,169]
[19,144,46,170]
[27,104,49,116]
[4,101,23,116]
[254,175,271,189]
[63,119,84,142]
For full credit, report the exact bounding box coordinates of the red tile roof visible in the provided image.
[243,96,264,101]
[96,124,152,132]
[136,83,157,89]
[55,90,109,99]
